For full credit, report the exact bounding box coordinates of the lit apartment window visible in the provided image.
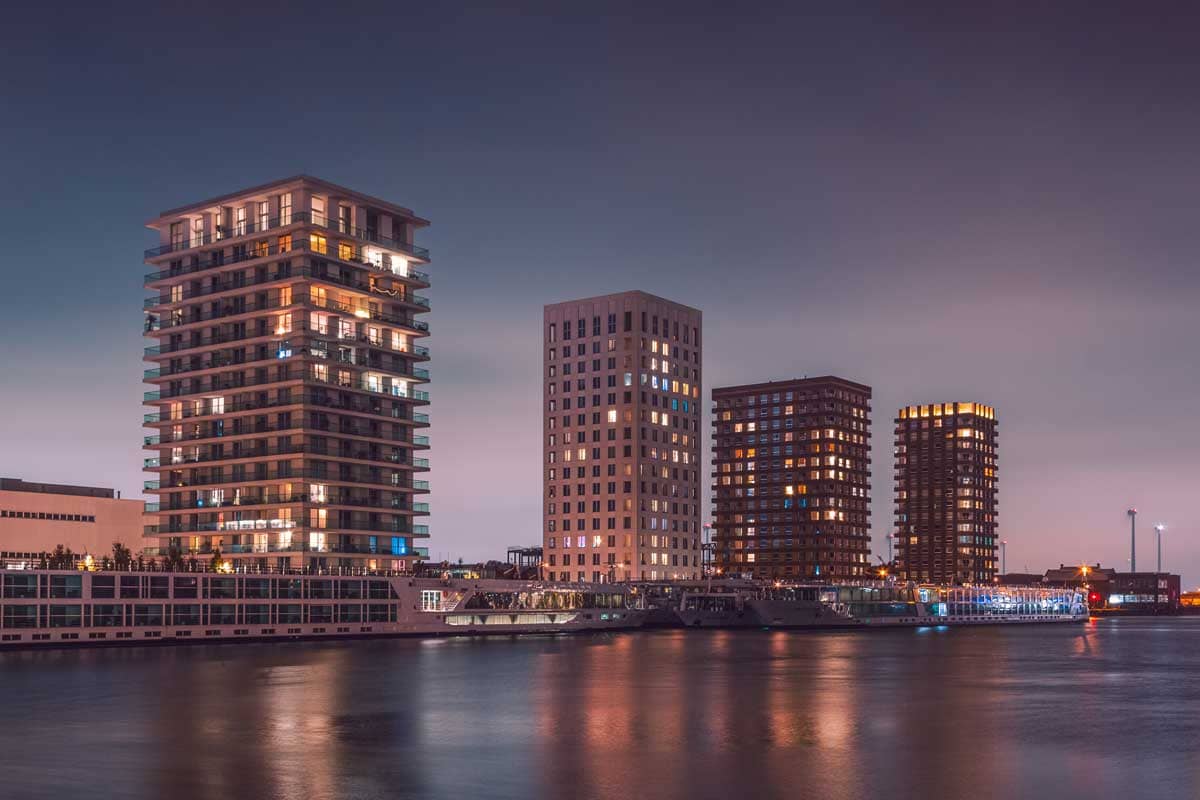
[338,205,352,233]
[310,233,327,254]
[258,201,269,232]
[235,207,247,236]
[278,192,292,223]
[312,196,327,223]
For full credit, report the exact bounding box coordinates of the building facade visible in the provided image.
[0,478,145,562]
[542,292,702,582]
[711,378,872,579]
[142,176,431,571]
[894,402,997,584]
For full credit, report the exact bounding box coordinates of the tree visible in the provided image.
[209,548,224,573]
[48,544,75,569]
[111,541,133,569]
[163,545,185,571]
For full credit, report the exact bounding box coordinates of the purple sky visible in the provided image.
[0,3,1196,582]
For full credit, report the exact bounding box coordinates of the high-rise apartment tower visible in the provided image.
[142,176,431,571]
[893,402,998,584]
[542,292,702,582]
[711,377,872,579]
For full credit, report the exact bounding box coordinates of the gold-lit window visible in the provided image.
[310,233,327,254]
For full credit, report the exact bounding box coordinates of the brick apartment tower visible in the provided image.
[142,176,431,571]
[711,378,872,579]
[542,292,702,582]
[893,402,998,584]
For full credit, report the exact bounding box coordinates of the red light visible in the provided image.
[1089,592,1101,604]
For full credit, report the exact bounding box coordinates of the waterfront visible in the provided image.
[0,619,1196,799]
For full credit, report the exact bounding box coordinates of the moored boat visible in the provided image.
[0,568,646,648]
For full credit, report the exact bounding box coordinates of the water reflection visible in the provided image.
[2,620,1200,799]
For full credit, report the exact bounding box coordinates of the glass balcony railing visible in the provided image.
[145,467,425,491]
[145,256,430,299]
[413,547,430,558]
[143,443,422,470]
[143,389,428,425]
[413,480,430,491]
[144,211,430,262]
[144,363,430,404]
[146,293,427,333]
[412,502,430,514]
[413,435,429,447]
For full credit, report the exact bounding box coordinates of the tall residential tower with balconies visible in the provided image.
[142,176,431,571]
[893,402,998,584]
[542,292,703,582]
[711,377,873,579]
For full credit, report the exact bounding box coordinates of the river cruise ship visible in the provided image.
[670,582,1088,628]
[0,568,645,648]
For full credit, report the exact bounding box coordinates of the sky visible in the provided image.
[0,2,1197,582]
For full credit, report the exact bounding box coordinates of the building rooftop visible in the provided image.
[0,478,117,500]
[712,375,873,395]
[544,290,702,313]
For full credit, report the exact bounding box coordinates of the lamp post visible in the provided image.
[1155,524,1166,574]
[1000,540,1007,576]
[1127,508,1138,573]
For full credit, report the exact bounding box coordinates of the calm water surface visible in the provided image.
[0,618,1197,800]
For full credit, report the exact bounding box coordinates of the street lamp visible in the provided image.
[1000,540,1007,576]
[1127,508,1138,573]
[1155,524,1166,574]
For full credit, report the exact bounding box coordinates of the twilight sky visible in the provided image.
[1,2,1197,582]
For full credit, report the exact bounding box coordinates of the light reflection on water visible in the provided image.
[0,618,1198,799]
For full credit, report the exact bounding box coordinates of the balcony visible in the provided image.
[144,389,429,425]
[145,341,431,383]
[144,211,430,262]
[144,364,429,404]
[300,210,430,262]
[145,325,430,359]
[145,217,291,259]
[157,519,421,536]
[144,463,428,492]
[144,442,422,470]
[146,292,427,334]
[143,262,432,311]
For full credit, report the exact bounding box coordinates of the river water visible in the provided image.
[0,617,1195,799]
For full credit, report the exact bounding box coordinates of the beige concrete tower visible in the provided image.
[542,291,702,582]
